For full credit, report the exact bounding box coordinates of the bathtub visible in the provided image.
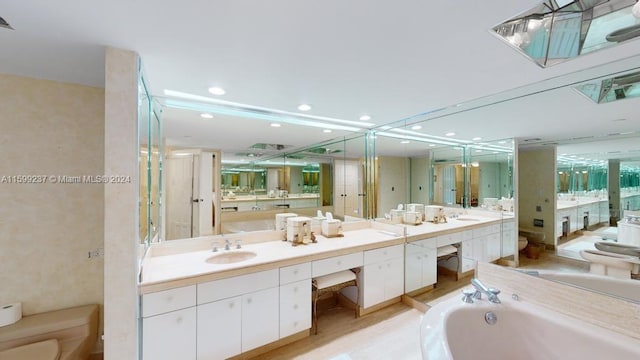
[420,292,640,359]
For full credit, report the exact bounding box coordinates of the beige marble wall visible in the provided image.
[103,47,139,360]
[0,73,105,328]
[518,147,556,245]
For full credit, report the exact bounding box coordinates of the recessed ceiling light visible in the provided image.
[400,140,410,144]
[323,129,332,133]
[411,125,422,130]
[360,115,371,121]
[270,123,281,127]
[499,141,507,144]
[429,144,436,147]
[445,132,456,137]
[472,137,482,141]
[475,149,483,152]
[208,87,226,96]
[298,104,312,111]
[200,113,214,119]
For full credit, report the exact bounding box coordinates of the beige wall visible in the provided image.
[0,73,105,324]
[377,156,410,215]
[518,147,556,246]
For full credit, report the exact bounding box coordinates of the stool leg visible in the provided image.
[312,288,318,335]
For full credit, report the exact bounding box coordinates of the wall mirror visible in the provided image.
[138,69,163,248]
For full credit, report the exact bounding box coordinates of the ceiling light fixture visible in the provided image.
[208,87,226,96]
[472,137,482,141]
[401,140,410,144]
[323,129,332,133]
[360,115,371,121]
[270,123,281,127]
[411,125,422,130]
[298,104,311,111]
[445,132,456,137]
[200,113,214,119]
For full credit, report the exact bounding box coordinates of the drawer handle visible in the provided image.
[293,321,298,327]
[166,295,173,302]
[247,297,252,304]
[337,260,342,266]
[378,265,383,270]
[293,304,298,310]
[293,269,299,275]
[229,301,235,309]
[176,317,182,324]
[383,251,387,256]
[293,286,298,293]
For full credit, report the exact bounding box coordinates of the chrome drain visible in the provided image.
[484,311,497,325]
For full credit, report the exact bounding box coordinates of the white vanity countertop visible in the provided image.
[403,215,508,242]
[222,193,319,202]
[140,227,404,294]
[557,198,607,210]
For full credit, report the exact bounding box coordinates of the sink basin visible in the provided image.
[455,217,480,221]
[206,251,257,264]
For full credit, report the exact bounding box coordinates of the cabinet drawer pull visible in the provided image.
[166,295,173,302]
[293,304,298,310]
[293,321,298,327]
[229,301,235,309]
[247,297,252,304]
[337,260,342,266]
[176,317,182,324]
[293,286,298,293]
[293,269,299,275]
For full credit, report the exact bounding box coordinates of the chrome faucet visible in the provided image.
[471,278,501,304]
[224,239,231,251]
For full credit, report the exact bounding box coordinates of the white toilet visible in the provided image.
[579,249,640,279]
[518,235,528,251]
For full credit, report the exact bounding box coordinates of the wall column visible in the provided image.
[104,47,140,360]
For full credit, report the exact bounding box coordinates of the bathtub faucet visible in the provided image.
[471,278,501,304]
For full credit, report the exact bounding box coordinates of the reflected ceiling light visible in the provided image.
[323,129,332,133]
[472,137,482,141]
[208,87,226,96]
[429,144,436,147]
[475,149,483,153]
[471,162,480,167]
[633,1,640,18]
[445,132,456,137]
[360,115,372,121]
[270,123,281,127]
[499,141,507,144]
[200,113,214,119]
[411,125,422,130]
[401,140,410,144]
[298,104,312,111]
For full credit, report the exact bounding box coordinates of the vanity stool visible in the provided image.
[311,268,360,334]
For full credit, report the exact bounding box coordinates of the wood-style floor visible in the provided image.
[255,250,590,359]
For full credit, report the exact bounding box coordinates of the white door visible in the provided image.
[334,159,363,218]
[198,152,213,236]
[165,154,195,240]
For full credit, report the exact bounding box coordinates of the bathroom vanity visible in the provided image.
[139,214,513,360]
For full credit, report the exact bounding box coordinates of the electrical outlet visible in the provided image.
[88,248,104,259]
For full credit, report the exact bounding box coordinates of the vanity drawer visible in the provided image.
[473,224,501,238]
[198,269,278,305]
[436,232,462,247]
[312,252,363,277]
[142,285,196,318]
[364,244,403,265]
[280,262,311,285]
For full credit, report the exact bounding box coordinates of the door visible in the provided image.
[165,154,196,240]
[334,159,363,218]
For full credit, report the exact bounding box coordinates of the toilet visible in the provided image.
[0,304,98,360]
[518,235,528,251]
[579,249,640,279]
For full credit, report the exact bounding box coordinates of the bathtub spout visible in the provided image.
[471,278,501,304]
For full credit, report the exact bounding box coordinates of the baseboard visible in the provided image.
[401,295,429,313]
[227,330,310,360]
[357,296,402,317]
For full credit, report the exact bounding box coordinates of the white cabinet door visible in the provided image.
[363,262,386,308]
[385,256,405,299]
[421,247,437,287]
[405,244,423,293]
[143,307,196,360]
[485,233,501,262]
[279,279,311,338]
[242,286,279,352]
[197,296,241,360]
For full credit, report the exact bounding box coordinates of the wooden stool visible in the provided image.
[311,268,360,334]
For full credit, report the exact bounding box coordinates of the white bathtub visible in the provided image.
[420,293,640,359]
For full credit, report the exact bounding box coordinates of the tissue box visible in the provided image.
[0,302,22,327]
[321,219,342,237]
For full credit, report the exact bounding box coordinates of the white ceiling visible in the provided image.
[2,0,640,162]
